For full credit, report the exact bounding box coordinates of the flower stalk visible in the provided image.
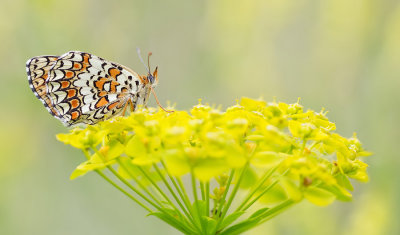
[57,97,371,235]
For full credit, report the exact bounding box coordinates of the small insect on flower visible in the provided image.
[26,49,170,126]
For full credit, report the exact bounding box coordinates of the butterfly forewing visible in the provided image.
[26,51,144,126]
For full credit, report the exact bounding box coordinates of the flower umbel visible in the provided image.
[57,97,371,235]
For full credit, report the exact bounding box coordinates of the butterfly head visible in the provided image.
[137,48,159,87]
[147,66,158,87]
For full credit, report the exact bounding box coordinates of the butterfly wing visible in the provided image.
[26,55,63,119]
[27,51,143,126]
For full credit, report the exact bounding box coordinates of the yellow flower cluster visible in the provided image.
[57,97,371,206]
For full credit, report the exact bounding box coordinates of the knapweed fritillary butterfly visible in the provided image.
[26,50,169,126]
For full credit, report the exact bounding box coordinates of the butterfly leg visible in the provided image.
[130,100,135,112]
[122,101,130,116]
[151,87,173,112]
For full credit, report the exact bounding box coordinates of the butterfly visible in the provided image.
[26,50,169,126]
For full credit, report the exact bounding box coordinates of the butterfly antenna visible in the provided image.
[147,52,152,72]
[136,47,151,74]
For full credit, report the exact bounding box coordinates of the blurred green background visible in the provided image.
[0,0,398,234]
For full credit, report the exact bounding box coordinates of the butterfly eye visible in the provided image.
[148,74,155,84]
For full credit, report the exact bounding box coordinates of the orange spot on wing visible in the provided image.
[96,97,108,108]
[109,68,121,78]
[43,73,48,79]
[67,89,76,98]
[98,91,107,97]
[83,54,89,63]
[107,102,119,110]
[95,78,107,90]
[70,99,80,109]
[71,111,79,120]
[61,81,70,88]
[73,63,82,69]
[65,71,74,79]
[80,54,90,71]
[110,86,115,93]
[109,80,119,93]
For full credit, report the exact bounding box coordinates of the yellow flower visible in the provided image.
[57,97,372,234]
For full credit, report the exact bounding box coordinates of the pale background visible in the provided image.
[0,0,398,234]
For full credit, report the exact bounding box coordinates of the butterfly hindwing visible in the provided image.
[26,55,62,118]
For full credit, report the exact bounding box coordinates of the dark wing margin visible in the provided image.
[26,55,61,118]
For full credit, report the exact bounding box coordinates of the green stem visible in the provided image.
[134,165,198,233]
[107,165,161,210]
[210,170,235,234]
[160,161,186,202]
[243,168,289,211]
[212,199,217,218]
[191,172,206,233]
[107,163,197,234]
[200,182,207,218]
[82,150,153,212]
[90,149,176,215]
[177,177,199,223]
[216,170,235,217]
[153,164,201,233]
[85,149,197,234]
[117,159,163,204]
[242,180,279,211]
[215,163,249,232]
[136,166,181,213]
[235,164,279,212]
[219,199,295,235]
[206,182,210,217]
[161,161,201,230]
[90,148,160,211]
[200,182,206,201]
[95,169,153,213]
[153,164,189,214]
[259,199,295,222]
